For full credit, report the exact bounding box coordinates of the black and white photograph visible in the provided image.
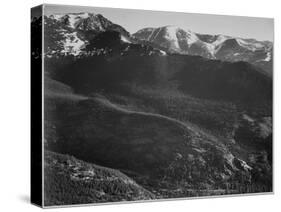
[31,3,273,208]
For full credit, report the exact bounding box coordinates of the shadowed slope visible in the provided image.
[46,94,254,191]
[44,151,154,206]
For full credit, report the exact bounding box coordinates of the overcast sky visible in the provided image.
[44,4,273,41]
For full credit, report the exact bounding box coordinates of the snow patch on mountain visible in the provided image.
[49,13,91,28]
[68,15,78,28]
[263,52,271,61]
[61,32,85,56]
[151,28,162,41]
[164,26,180,49]
[184,29,199,46]
[78,13,90,19]
[237,38,267,51]
[256,51,272,62]
[203,43,216,57]
[121,35,131,43]
[159,50,167,56]
[162,26,200,50]
[213,35,229,46]
[211,35,230,52]
[147,28,156,41]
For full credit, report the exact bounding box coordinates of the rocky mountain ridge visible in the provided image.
[133,26,273,74]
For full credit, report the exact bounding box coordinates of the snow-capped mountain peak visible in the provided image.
[48,12,111,31]
[133,26,273,73]
[38,12,272,74]
[133,25,201,54]
[49,13,89,28]
[41,13,166,57]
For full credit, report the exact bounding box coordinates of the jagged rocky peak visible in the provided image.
[46,12,132,42]
[48,12,115,31]
[42,12,166,57]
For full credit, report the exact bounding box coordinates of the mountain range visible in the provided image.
[133,26,272,65]
[136,26,273,75]
[41,12,272,75]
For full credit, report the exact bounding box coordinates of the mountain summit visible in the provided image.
[48,12,130,35]
[133,26,273,74]
[43,13,165,57]
[133,26,213,58]
[35,13,273,75]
